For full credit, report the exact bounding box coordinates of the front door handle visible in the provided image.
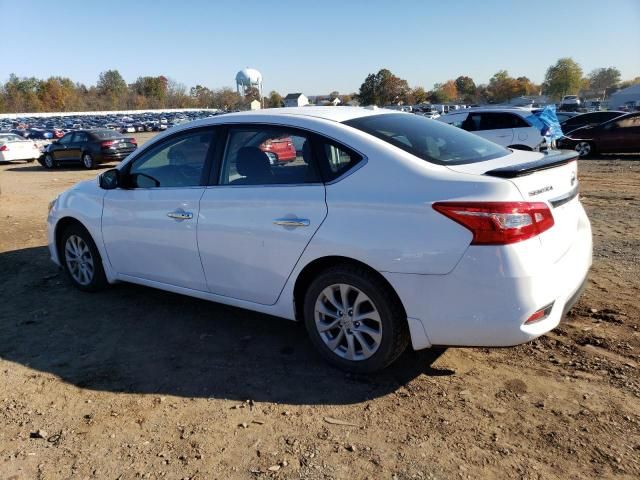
[273,218,310,227]
[167,210,193,220]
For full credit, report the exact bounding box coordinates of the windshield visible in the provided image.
[344,113,509,165]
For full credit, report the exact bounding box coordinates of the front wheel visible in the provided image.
[82,152,95,169]
[303,265,409,373]
[60,225,107,292]
[43,154,55,169]
[574,141,594,157]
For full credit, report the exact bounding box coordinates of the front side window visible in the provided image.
[220,127,320,185]
[58,133,73,145]
[73,132,89,143]
[344,113,508,165]
[126,129,214,188]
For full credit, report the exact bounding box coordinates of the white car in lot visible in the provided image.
[438,108,547,151]
[0,133,41,163]
[47,107,592,372]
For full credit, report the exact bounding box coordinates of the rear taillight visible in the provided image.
[0,145,8,151]
[101,140,116,148]
[432,201,554,245]
[129,137,137,145]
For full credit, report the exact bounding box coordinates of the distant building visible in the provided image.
[284,93,309,107]
[608,84,640,110]
[249,99,261,110]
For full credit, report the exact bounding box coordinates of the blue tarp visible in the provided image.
[528,105,564,141]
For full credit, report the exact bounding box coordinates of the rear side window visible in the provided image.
[219,127,321,185]
[344,113,508,165]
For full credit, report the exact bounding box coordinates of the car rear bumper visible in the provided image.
[96,150,135,163]
[383,201,593,349]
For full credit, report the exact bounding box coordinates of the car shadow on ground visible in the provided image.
[0,246,452,405]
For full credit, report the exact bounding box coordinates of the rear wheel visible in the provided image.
[574,141,594,157]
[43,154,55,169]
[82,152,95,169]
[303,265,409,373]
[60,224,107,292]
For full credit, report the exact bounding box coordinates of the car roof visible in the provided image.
[218,106,397,123]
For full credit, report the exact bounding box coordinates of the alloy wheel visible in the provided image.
[575,141,591,157]
[44,154,54,168]
[314,283,383,361]
[64,234,95,286]
[83,154,93,169]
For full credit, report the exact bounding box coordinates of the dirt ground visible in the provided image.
[0,135,638,479]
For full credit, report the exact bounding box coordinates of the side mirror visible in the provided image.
[99,168,120,190]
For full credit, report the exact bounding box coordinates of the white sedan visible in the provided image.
[0,133,41,163]
[47,107,592,372]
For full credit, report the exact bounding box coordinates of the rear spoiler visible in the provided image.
[484,150,579,178]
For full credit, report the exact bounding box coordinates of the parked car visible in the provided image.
[40,129,137,169]
[259,136,297,164]
[554,111,580,123]
[47,107,592,372]
[557,112,640,157]
[438,108,547,151]
[0,133,41,163]
[560,95,581,111]
[560,111,626,134]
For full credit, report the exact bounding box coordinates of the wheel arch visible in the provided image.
[292,255,407,322]
[54,216,94,264]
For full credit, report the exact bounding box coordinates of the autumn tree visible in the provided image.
[543,58,583,99]
[357,68,410,106]
[132,76,168,107]
[588,67,621,97]
[97,70,127,108]
[190,85,214,108]
[267,90,284,108]
[411,86,428,104]
[454,76,476,100]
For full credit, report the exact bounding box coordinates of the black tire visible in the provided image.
[574,141,595,158]
[60,224,108,292]
[81,152,95,169]
[43,153,55,169]
[303,265,409,373]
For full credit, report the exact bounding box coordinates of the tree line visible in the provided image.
[357,58,640,106]
[1,58,638,113]
[0,70,273,114]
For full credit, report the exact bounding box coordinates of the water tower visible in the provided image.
[235,67,263,98]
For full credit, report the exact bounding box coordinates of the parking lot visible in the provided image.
[0,140,639,478]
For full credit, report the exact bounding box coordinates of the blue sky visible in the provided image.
[2,0,639,94]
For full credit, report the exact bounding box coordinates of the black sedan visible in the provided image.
[561,111,626,135]
[39,129,137,169]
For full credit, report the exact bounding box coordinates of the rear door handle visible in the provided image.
[273,218,310,227]
[167,210,193,220]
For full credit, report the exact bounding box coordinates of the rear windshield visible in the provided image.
[91,130,124,140]
[343,113,509,165]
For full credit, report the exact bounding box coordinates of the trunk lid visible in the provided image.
[447,149,580,261]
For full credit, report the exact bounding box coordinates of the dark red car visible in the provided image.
[259,136,297,164]
[558,112,640,157]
